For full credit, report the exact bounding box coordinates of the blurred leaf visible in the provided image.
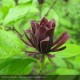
[0,29,24,59]
[3,2,32,25]
[60,18,72,27]
[53,57,67,68]
[68,55,80,69]
[55,68,79,75]
[42,7,59,27]
[0,57,37,75]
[56,75,78,80]
[0,6,10,19]
[18,0,32,4]
[0,11,3,23]
[56,44,80,58]
[2,0,15,7]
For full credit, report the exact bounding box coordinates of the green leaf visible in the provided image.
[2,0,15,7]
[53,57,67,68]
[0,57,37,75]
[0,29,24,59]
[3,3,32,25]
[56,75,78,80]
[68,55,80,69]
[60,18,72,27]
[18,0,32,4]
[56,44,80,58]
[55,68,79,75]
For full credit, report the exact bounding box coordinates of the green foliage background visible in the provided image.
[0,0,80,78]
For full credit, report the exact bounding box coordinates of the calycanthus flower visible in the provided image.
[20,17,70,63]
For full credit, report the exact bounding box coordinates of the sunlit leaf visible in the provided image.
[56,44,80,58]
[18,0,32,4]
[0,29,24,59]
[2,0,15,7]
[68,55,80,69]
[3,2,32,25]
[53,57,67,68]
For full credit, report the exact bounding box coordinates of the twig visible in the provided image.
[13,27,22,37]
[44,0,57,17]
[48,57,56,66]
[5,26,23,37]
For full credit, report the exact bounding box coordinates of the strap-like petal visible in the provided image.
[19,36,32,47]
[40,17,48,26]
[53,31,68,46]
[24,31,35,47]
[45,28,55,49]
[25,51,40,56]
[26,30,37,48]
[52,35,70,50]
[47,54,55,58]
[40,37,49,54]
[35,26,47,43]
[46,19,55,28]
[45,28,54,39]
[40,55,44,63]
[30,20,39,33]
[51,46,66,52]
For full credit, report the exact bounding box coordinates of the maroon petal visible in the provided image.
[26,29,31,33]
[46,19,55,28]
[28,52,40,56]
[25,51,40,56]
[47,54,55,58]
[24,31,35,47]
[26,30,38,49]
[45,28,55,49]
[40,37,49,53]
[30,20,39,33]
[51,46,66,52]
[35,26,47,42]
[26,29,36,40]
[40,17,48,26]
[52,35,70,50]
[45,28,54,38]
[19,36,32,47]
[53,31,68,46]
[40,55,44,63]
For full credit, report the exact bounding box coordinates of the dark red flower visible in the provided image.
[38,0,44,4]
[20,17,70,63]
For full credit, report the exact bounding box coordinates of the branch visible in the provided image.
[44,0,57,17]
[5,26,23,37]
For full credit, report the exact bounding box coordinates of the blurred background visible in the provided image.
[0,0,80,78]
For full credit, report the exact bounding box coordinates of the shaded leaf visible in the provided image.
[0,57,37,75]
[53,57,67,68]
[55,68,79,75]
